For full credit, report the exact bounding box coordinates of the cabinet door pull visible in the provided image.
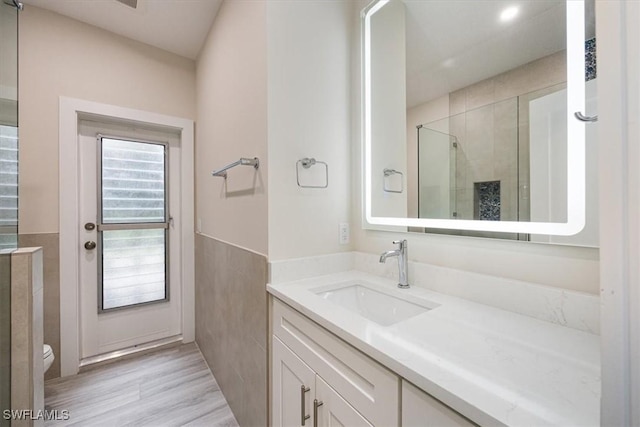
[301,385,311,425]
[313,399,324,427]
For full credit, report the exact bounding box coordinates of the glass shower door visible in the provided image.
[417,127,457,219]
[0,0,19,422]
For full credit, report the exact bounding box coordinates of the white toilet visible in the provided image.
[44,344,54,373]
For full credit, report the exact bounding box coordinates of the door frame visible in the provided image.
[59,96,195,377]
[597,2,640,425]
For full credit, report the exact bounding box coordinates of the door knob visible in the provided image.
[84,241,97,250]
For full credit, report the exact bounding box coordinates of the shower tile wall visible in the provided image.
[0,252,10,425]
[18,233,60,380]
[448,51,566,224]
[11,248,44,422]
[449,99,518,222]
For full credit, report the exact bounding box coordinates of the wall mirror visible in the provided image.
[363,0,598,246]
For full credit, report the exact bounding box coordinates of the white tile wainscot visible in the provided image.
[267,270,600,426]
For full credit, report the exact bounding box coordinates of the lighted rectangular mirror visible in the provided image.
[363,0,595,243]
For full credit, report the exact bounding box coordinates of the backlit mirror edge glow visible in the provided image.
[362,0,586,236]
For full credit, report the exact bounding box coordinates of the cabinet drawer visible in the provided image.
[402,380,477,427]
[273,298,399,427]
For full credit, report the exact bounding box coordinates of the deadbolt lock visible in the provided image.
[84,222,96,231]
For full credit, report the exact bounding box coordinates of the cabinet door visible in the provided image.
[402,381,476,427]
[316,376,375,427]
[272,337,317,427]
[273,299,399,426]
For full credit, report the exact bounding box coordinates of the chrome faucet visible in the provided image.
[379,240,409,289]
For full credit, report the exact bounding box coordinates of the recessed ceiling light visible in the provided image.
[500,6,519,22]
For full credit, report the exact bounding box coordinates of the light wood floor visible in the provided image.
[44,343,239,427]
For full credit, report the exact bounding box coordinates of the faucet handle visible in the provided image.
[392,239,407,249]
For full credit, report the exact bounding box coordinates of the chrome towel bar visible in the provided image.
[211,157,259,179]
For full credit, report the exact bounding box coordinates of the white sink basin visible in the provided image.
[314,283,437,326]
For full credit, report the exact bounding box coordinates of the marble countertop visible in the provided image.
[267,270,600,427]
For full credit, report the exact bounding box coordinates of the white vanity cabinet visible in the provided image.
[271,298,477,427]
[272,299,398,426]
[402,380,477,427]
[272,337,373,427]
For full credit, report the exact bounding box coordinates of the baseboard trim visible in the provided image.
[79,335,183,372]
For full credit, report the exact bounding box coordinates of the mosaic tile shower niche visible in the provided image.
[474,181,501,221]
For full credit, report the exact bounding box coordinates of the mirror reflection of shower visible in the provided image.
[415,79,598,246]
[417,93,522,228]
[417,127,456,220]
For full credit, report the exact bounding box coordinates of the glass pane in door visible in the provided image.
[101,138,165,224]
[101,229,166,310]
[99,137,168,311]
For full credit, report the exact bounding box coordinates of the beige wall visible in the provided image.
[195,0,268,256]
[194,2,269,426]
[18,5,196,234]
[267,0,353,260]
[195,0,354,261]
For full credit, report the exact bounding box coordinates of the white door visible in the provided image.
[272,337,317,427]
[78,119,182,359]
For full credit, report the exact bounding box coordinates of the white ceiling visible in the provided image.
[22,0,223,59]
